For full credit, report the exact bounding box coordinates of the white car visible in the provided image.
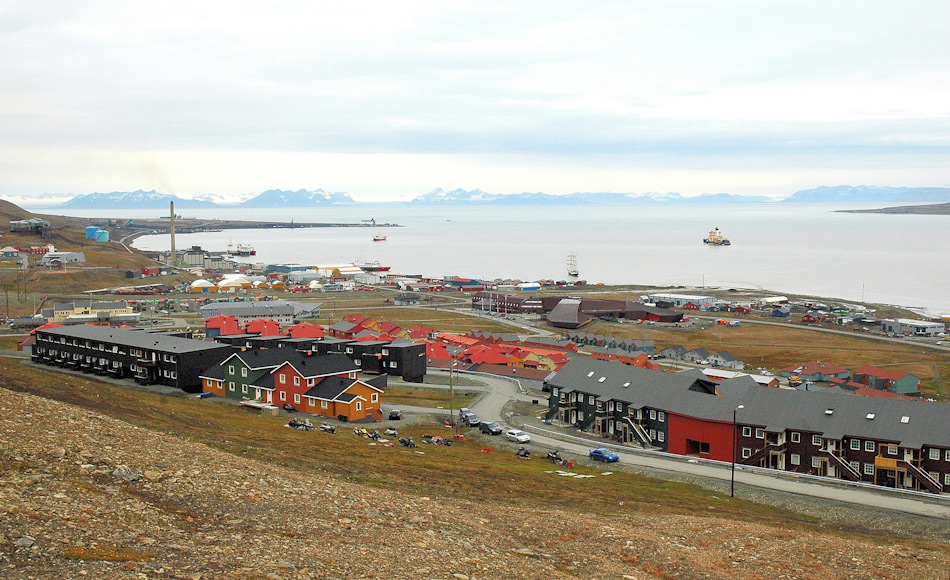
[506,429,531,443]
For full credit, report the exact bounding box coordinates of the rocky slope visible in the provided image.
[1,387,947,579]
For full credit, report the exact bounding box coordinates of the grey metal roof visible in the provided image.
[549,357,950,449]
[38,325,231,354]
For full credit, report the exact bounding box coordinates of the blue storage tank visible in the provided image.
[95,230,110,242]
[85,226,100,239]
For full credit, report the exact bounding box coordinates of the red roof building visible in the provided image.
[287,322,325,339]
[244,318,283,337]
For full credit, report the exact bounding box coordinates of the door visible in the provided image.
[266,391,272,403]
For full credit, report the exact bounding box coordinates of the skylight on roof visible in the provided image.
[623,382,631,387]
[598,377,606,382]
[587,372,595,377]
[824,409,833,415]
[866,413,876,420]
[900,416,909,423]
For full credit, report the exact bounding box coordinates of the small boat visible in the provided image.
[373,234,387,242]
[703,228,731,246]
[354,259,391,272]
[567,253,579,277]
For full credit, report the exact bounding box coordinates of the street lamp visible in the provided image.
[731,404,745,497]
[449,361,458,434]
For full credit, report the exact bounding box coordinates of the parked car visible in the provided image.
[589,448,619,462]
[388,409,403,420]
[461,412,481,427]
[505,429,531,443]
[479,421,502,435]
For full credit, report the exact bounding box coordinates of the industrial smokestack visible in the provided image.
[169,201,176,266]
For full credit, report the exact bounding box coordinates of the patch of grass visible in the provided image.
[383,385,477,408]
[63,545,156,562]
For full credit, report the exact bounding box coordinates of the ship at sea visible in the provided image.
[703,228,731,246]
[373,234,387,242]
[567,253,579,276]
[227,241,257,256]
[354,259,391,272]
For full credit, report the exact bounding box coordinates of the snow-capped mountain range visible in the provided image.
[11,185,950,209]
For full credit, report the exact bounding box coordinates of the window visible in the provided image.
[742,426,752,438]
[657,431,664,442]
[946,449,950,462]
[864,463,874,475]
[755,428,765,439]
[349,372,357,379]
[812,434,821,446]
[649,409,656,420]
[930,448,940,460]
[887,445,897,456]
[849,461,860,472]
[811,457,821,468]
[242,385,247,394]
[345,347,353,354]
[228,365,234,375]
[308,378,314,387]
[649,429,656,441]
[390,361,397,368]
[308,399,314,406]
[790,454,800,465]
[280,392,286,401]
[279,374,286,384]
[865,441,875,453]
[578,412,585,421]
[552,388,559,397]
[588,395,594,404]
[229,382,235,392]
[790,432,800,443]
[929,472,939,483]
[241,368,247,377]
[945,473,950,485]
[742,448,751,458]
[371,393,378,403]
[850,439,861,451]
[355,359,362,366]
[321,401,328,409]
[294,376,300,386]
[294,394,300,404]
[658,412,665,422]
[356,401,362,411]
[607,402,614,412]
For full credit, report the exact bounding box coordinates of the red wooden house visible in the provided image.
[287,322,325,339]
[263,356,382,421]
[205,314,241,337]
[244,318,283,337]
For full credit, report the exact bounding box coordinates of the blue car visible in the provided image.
[589,448,619,462]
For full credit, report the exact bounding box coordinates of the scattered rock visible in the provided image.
[15,536,35,548]
[112,465,141,482]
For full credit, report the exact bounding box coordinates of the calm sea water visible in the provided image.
[50,204,950,315]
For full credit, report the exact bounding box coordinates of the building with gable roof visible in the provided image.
[546,357,950,494]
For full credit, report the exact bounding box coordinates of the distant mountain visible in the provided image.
[782,185,950,203]
[60,190,217,209]
[240,188,355,207]
[409,188,773,205]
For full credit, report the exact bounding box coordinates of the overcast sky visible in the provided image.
[2,1,948,202]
